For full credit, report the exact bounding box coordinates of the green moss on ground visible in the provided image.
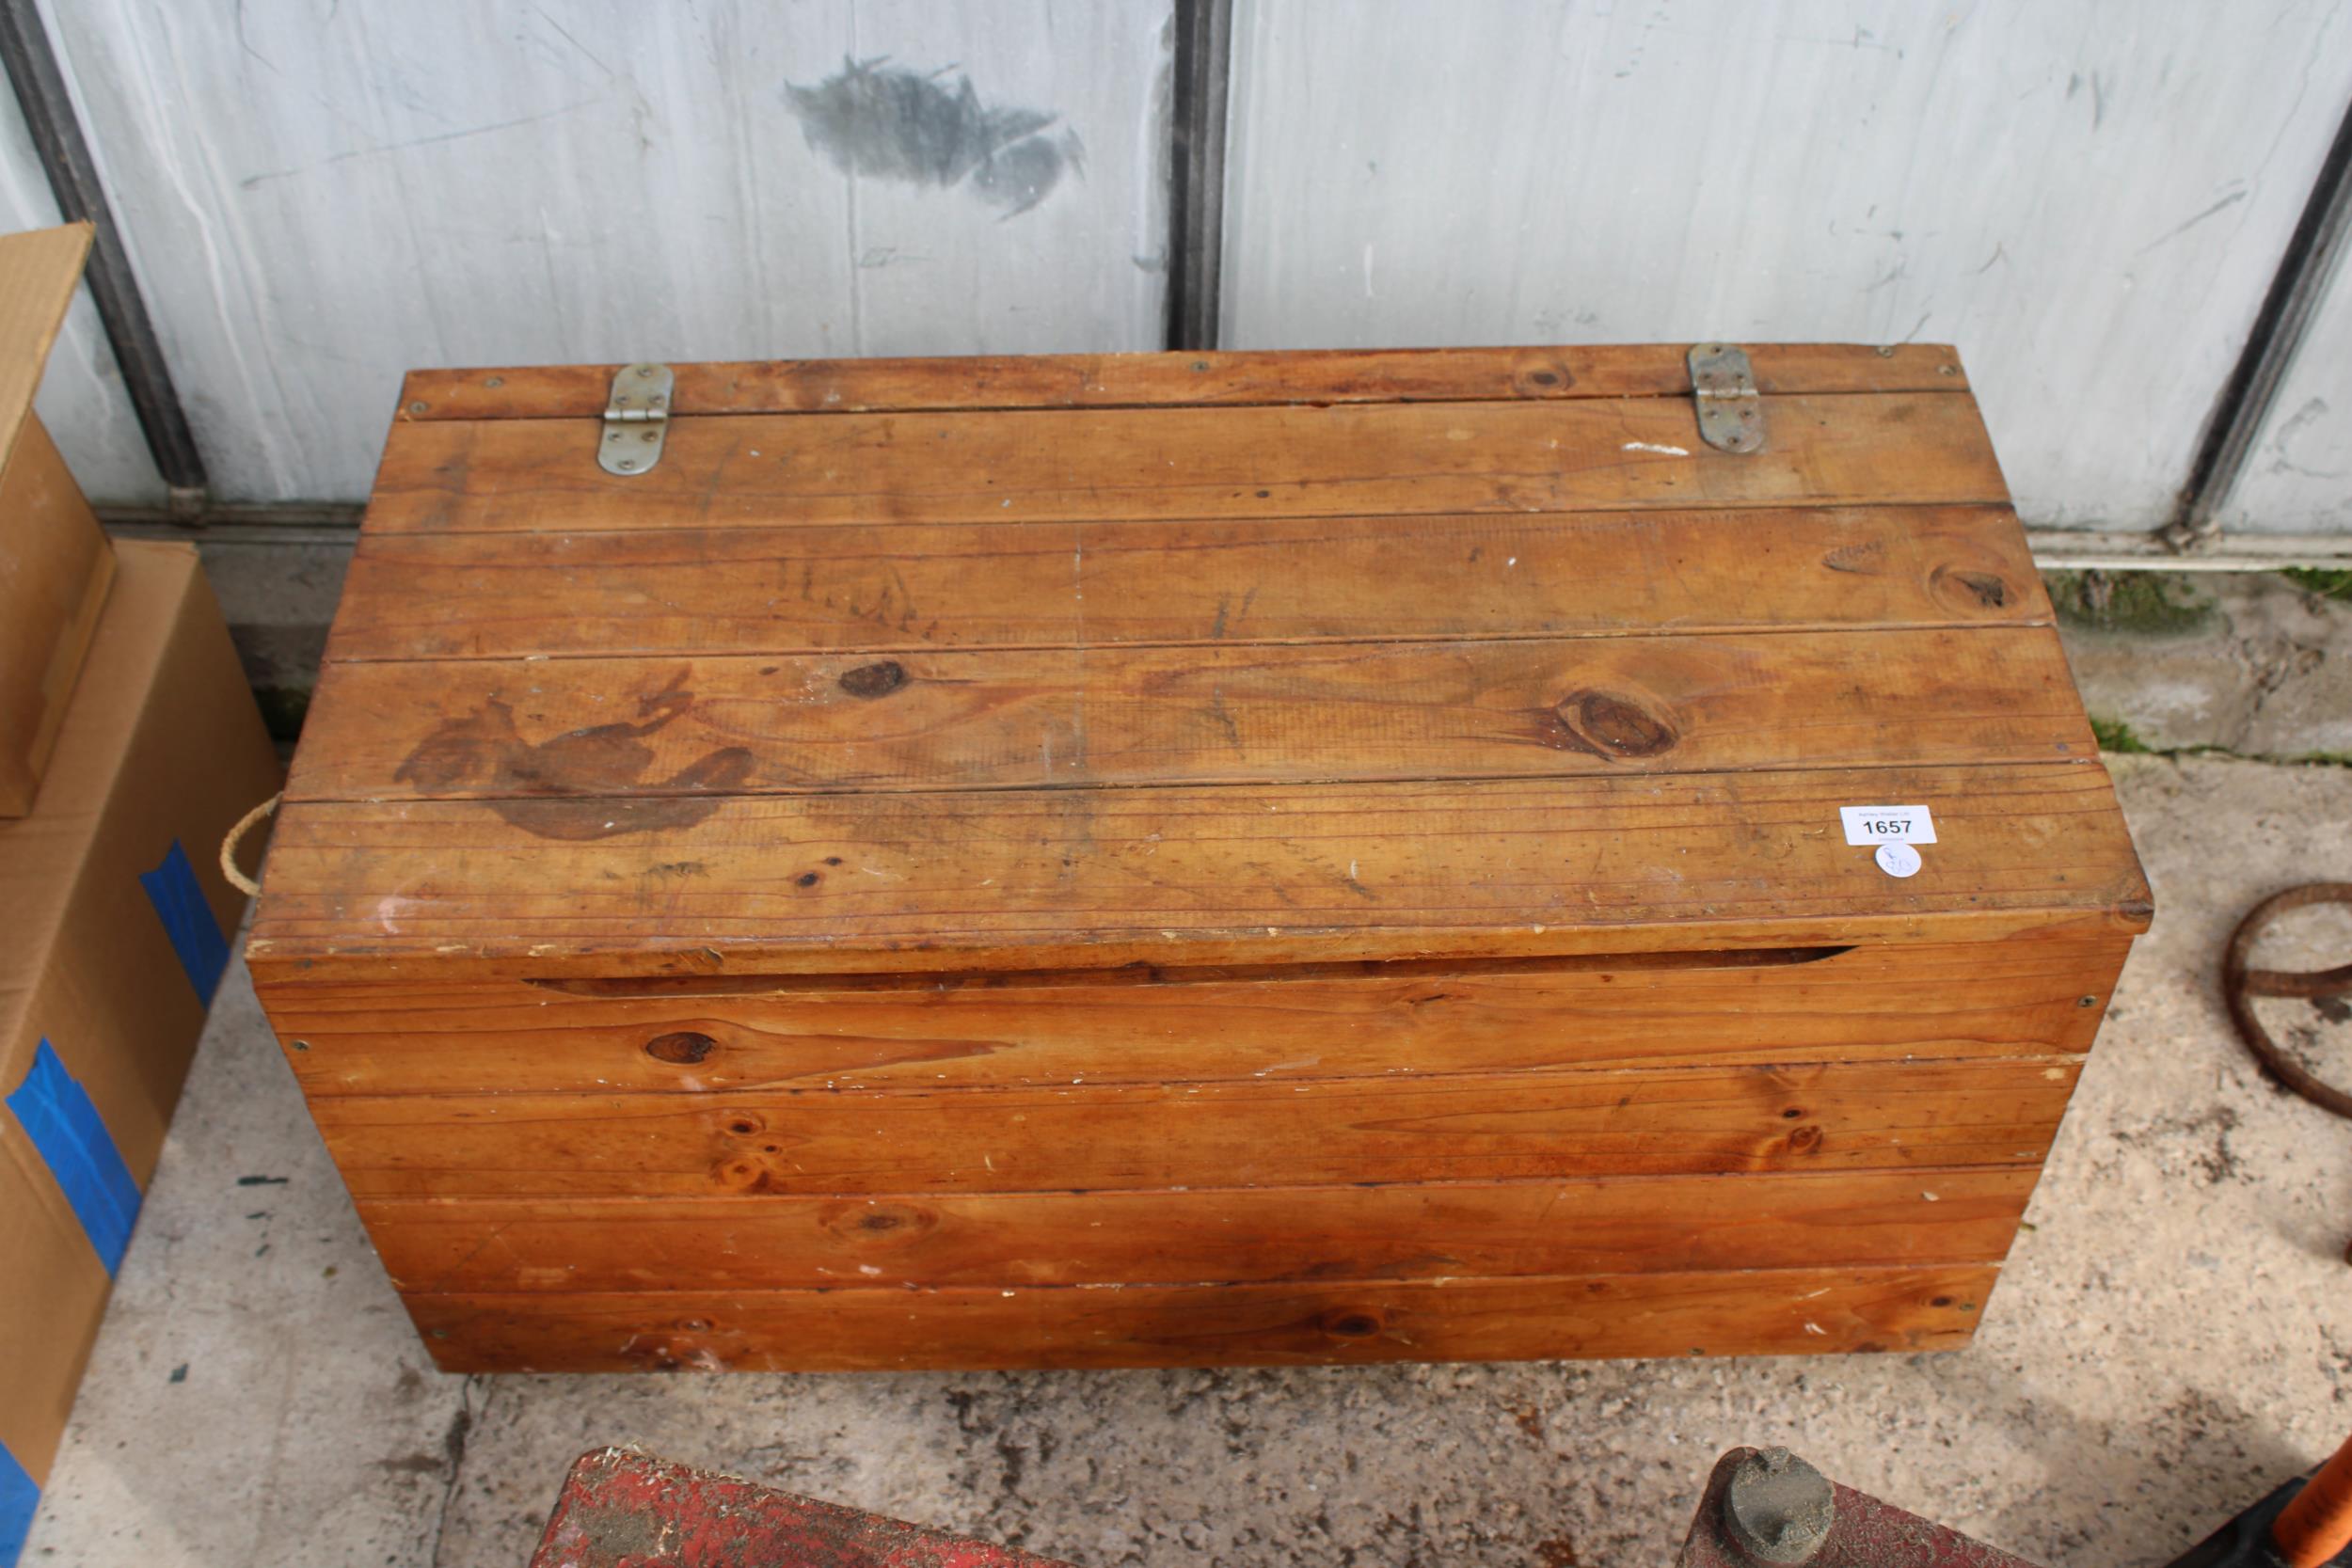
[2089,715,2156,754]
[2084,717,2347,767]
[2281,567,2352,600]
[2045,570,2217,635]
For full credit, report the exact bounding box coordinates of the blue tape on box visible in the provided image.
[0,1431,38,1566]
[138,840,228,1003]
[5,1040,141,1275]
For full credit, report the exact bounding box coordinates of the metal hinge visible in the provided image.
[1688,343,1765,454]
[599,362,673,476]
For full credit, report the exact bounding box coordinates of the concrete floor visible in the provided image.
[19,753,2352,1568]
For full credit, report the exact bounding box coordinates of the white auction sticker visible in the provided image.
[1839,805,1936,846]
[1874,841,1923,879]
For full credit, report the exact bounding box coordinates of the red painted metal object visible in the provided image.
[533,1438,2346,1568]
[530,1449,1071,1568]
[1676,1447,2042,1568]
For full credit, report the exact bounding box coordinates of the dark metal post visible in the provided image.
[2168,92,2352,551]
[1166,0,1232,353]
[0,0,207,506]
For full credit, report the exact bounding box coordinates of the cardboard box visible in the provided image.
[0,541,280,1561]
[0,221,114,817]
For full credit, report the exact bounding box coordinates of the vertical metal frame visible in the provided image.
[1166,0,1232,353]
[0,0,206,502]
[2169,92,2352,550]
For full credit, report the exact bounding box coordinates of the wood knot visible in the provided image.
[838,659,909,698]
[716,1158,767,1190]
[1930,564,2012,613]
[1821,540,1887,575]
[1785,1124,1824,1155]
[721,1112,766,1137]
[819,1200,939,1245]
[644,1030,717,1065]
[1320,1308,1385,1338]
[1514,357,1574,393]
[1549,690,1677,759]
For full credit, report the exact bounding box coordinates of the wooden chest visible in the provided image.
[248,344,2149,1373]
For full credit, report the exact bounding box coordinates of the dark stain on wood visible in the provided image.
[1544,690,1678,760]
[393,674,753,840]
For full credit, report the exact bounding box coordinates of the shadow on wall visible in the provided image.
[785,55,1085,218]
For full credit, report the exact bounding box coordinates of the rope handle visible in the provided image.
[219,792,281,897]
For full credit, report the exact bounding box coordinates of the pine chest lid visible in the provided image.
[248,344,2149,984]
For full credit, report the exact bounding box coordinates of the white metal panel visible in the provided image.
[40,0,1173,502]
[1223,0,2352,532]
[2219,250,2352,535]
[0,69,163,503]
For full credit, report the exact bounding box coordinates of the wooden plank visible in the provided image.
[324,504,2051,663]
[310,1056,2082,1200]
[264,938,2127,1099]
[402,1261,2000,1371]
[287,627,2093,804]
[245,763,2151,981]
[396,344,1972,421]
[361,1168,2035,1292]
[361,394,2007,536]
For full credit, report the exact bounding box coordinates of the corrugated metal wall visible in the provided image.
[8,0,2350,548]
[34,0,1174,501]
[1221,0,2352,536]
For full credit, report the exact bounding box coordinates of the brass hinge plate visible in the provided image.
[1689,343,1764,454]
[600,362,674,476]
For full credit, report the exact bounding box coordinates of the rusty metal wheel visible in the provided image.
[2223,882,2352,1121]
